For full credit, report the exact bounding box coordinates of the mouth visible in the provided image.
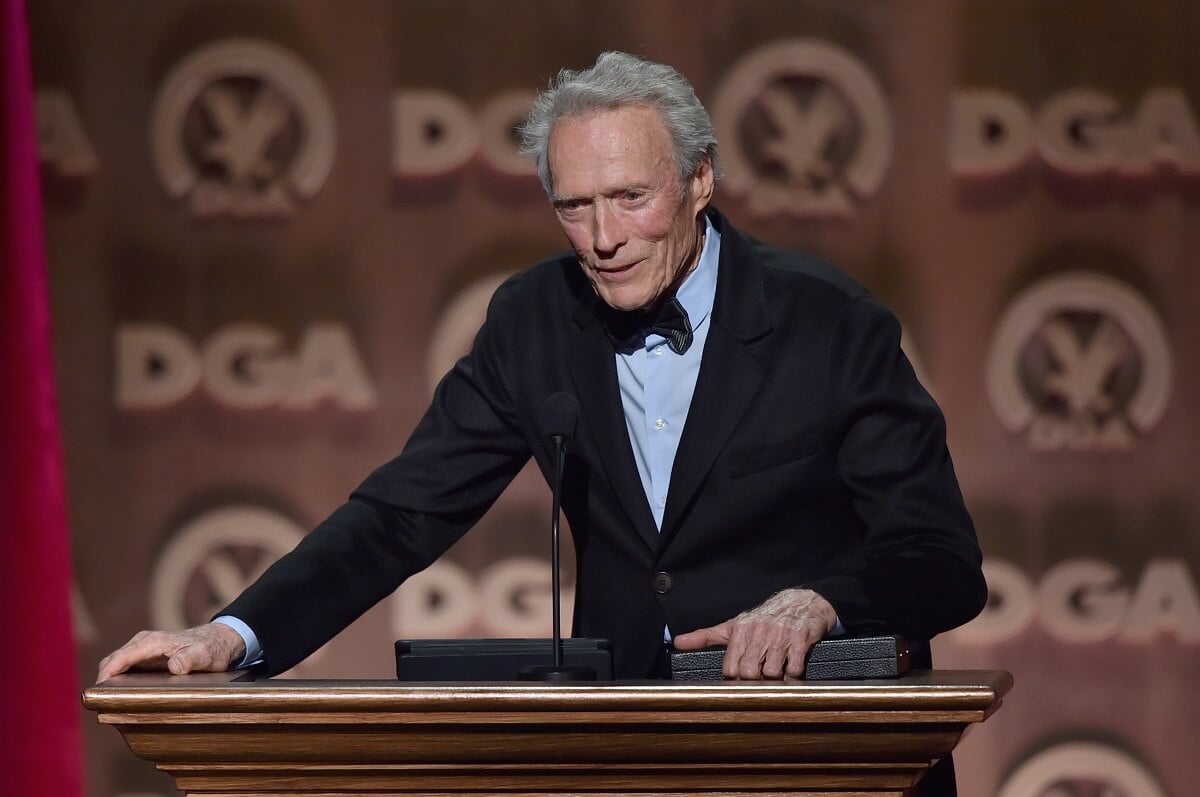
[591,259,643,280]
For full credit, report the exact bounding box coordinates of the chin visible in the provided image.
[594,286,648,312]
[608,294,654,312]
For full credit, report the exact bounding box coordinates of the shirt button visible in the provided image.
[653,572,674,594]
[654,418,666,430]
[653,345,664,357]
[658,494,666,506]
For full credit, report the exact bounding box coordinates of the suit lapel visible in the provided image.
[567,294,661,552]
[659,211,773,546]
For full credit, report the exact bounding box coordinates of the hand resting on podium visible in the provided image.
[671,587,839,680]
[96,622,244,682]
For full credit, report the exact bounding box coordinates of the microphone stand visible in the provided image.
[519,431,595,681]
[550,431,566,669]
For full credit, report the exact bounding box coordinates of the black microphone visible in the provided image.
[520,393,595,681]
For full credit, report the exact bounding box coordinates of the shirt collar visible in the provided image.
[671,213,720,335]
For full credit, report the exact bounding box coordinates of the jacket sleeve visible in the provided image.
[219,277,533,675]
[802,295,987,642]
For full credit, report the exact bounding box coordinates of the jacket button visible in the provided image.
[653,571,673,594]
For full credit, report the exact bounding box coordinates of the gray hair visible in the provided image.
[519,51,722,196]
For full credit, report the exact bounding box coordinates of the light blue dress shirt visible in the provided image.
[616,216,720,532]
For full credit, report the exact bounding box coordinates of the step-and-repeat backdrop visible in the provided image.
[31,1,1199,795]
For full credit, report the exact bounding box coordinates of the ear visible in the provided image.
[688,157,716,214]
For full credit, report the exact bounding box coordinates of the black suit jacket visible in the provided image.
[224,207,985,682]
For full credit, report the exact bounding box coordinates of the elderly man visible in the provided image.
[101,51,983,716]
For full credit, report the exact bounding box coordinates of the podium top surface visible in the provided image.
[84,669,1012,723]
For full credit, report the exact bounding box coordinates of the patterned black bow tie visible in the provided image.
[602,297,694,355]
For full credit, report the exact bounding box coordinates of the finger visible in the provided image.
[97,647,118,680]
[97,631,144,679]
[724,620,760,679]
[96,655,122,683]
[97,652,138,682]
[736,621,780,680]
[760,628,789,680]
[97,640,145,681]
[672,621,731,651]
[783,620,824,679]
[167,639,224,675]
[167,647,199,675]
[783,635,810,679]
[97,632,171,682]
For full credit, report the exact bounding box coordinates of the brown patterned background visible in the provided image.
[29,1,1199,795]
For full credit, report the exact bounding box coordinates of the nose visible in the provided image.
[591,200,626,257]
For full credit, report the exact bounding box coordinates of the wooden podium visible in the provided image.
[84,669,1011,796]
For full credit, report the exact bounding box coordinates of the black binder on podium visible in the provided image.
[669,635,911,681]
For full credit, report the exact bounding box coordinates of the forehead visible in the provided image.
[547,105,676,195]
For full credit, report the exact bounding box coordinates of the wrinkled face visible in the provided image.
[547,105,714,312]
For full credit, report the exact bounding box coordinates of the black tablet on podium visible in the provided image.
[395,638,614,681]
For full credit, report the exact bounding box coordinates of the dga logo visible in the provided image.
[425,271,515,396]
[952,87,1200,183]
[997,741,1165,797]
[150,38,336,218]
[986,270,1171,451]
[393,557,572,639]
[711,39,892,218]
[150,505,304,631]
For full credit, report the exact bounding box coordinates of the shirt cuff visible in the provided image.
[212,615,264,669]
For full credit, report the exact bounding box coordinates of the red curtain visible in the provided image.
[0,0,85,794]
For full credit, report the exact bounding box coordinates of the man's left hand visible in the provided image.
[671,588,838,679]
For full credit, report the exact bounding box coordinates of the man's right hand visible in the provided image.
[96,622,246,683]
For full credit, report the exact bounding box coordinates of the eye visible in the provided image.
[623,190,644,201]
